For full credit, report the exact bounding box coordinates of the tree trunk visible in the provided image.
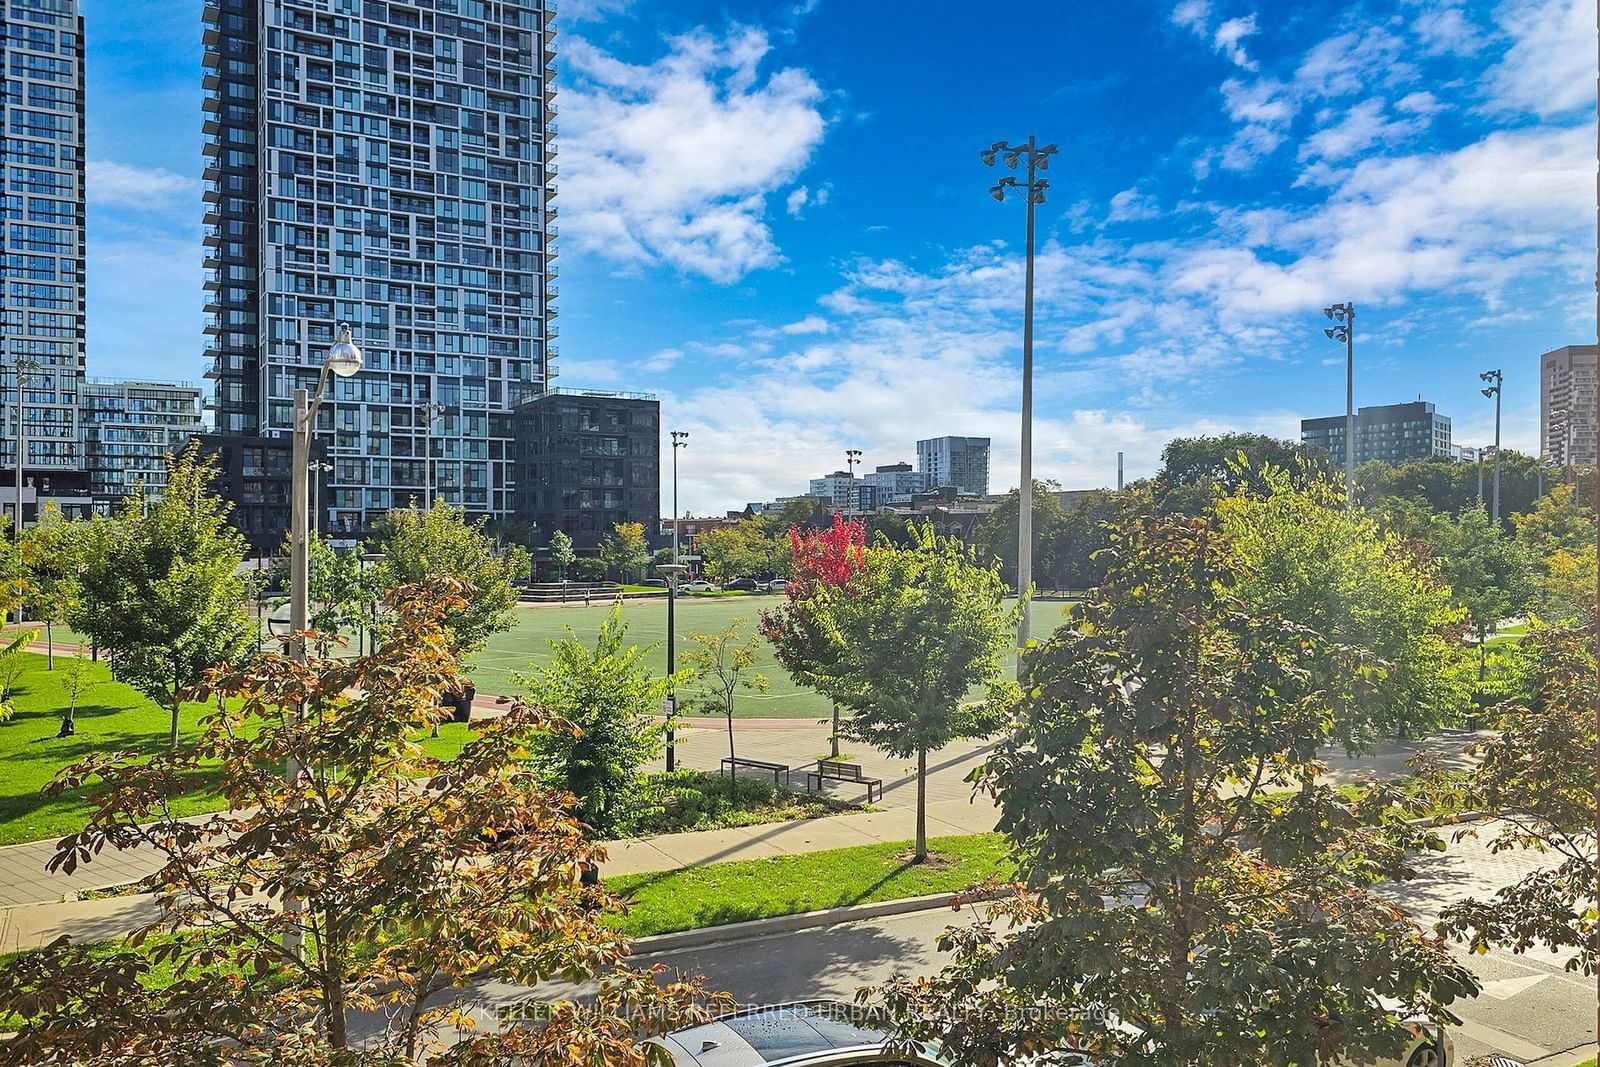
[914,744,927,863]
[169,692,180,750]
[726,697,736,764]
[830,701,840,759]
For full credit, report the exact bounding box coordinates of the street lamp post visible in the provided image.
[1323,303,1355,503]
[285,323,363,961]
[844,449,861,515]
[666,430,689,772]
[982,135,1055,674]
[10,357,40,543]
[1480,369,1503,524]
[414,401,446,510]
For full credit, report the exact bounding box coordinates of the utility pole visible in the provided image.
[10,358,39,543]
[844,449,862,514]
[982,134,1056,675]
[1116,451,1124,491]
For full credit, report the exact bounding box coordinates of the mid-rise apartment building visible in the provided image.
[510,389,659,550]
[202,0,557,537]
[1,0,90,525]
[1301,401,1451,466]
[807,470,856,512]
[1540,344,1598,467]
[80,379,205,510]
[856,461,928,510]
[917,436,990,497]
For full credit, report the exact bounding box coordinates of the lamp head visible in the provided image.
[990,183,1008,202]
[1481,387,1495,398]
[1004,150,1022,169]
[327,323,364,378]
[1479,370,1498,382]
[980,149,997,166]
[1324,328,1337,339]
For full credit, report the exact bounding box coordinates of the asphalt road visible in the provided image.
[440,822,1596,1065]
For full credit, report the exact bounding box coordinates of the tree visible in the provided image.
[20,503,81,667]
[870,516,1477,1066]
[0,580,727,1063]
[1216,469,1470,740]
[1357,450,1547,522]
[699,515,792,580]
[680,620,769,765]
[1511,482,1593,565]
[1436,625,1598,977]
[969,480,1068,587]
[761,515,868,757]
[1157,432,1331,511]
[599,521,650,584]
[55,647,95,738]
[577,556,608,582]
[367,502,527,656]
[1427,507,1534,680]
[768,524,1018,862]
[549,528,576,581]
[273,529,369,654]
[514,605,671,836]
[71,444,255,749]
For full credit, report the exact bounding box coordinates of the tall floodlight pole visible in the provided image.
[844,448,862,514]
[982,134,1056,674]
[285,323,363,961]
[415,401,445,510]
[1323,303,1355,503]
[665,430,688,772]
[1480,369,1503,523]
[10,357,39,542]
[1591,1,1598,1038]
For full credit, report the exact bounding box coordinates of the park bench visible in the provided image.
[806,759,883,803]
[720,756,791,787]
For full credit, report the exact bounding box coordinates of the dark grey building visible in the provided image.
[917,436,990,496]
[1,0,90,524]
[202,0,556,539]
[511,389,659,551]
[1301,400,1451,466]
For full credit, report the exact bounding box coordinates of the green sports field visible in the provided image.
[466,596,1075,718]
[14,596,1076,721]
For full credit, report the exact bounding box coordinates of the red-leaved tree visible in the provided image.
[762,516,865,755]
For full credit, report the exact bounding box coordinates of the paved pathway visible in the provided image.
[0,719,1481,951]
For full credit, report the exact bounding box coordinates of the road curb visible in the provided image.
[627,886,1015,958]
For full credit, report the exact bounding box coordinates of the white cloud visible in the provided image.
[86,160,196,209]
[638,347,684,373]
[561,27,826,282]
[1411,4,1482,56]
[1484,0,1592,117]
[560,0,631,22]
[780,314,830,335]
[1212,15,1259,71]
[1106,188,1161,223]
[1299,99,1431,163]
[785,186,809,216]
[1171,0,1211,34]
[556,356,625,385]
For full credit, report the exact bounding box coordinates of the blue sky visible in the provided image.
[81,0,1593,513]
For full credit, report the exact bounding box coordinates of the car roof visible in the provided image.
[654,1002,922,1066]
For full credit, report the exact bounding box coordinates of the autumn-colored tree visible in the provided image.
[761,515,864,756]
[870,516,1477,1065]
[768,523,1016,862]
[0,580,726,1064]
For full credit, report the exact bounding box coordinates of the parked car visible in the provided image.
[652,1000,1453,1067]
[723,577,760,591]
[765,578,789,592]
[681,579,716,593]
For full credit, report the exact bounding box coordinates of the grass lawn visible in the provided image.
[466,596,1071,718]
[607,832,1014,938]
[0,652,474,848]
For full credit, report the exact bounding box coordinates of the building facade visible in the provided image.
[807,470,855,511]
[1301,401,1451,466]
[80,379,205,510]
[511,389,659,551]
[1540,345,1598,467]
[857,461,928,511]
[1,0,90,525]
[917,436,990,496]
[202,0,557,538]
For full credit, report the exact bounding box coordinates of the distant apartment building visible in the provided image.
[80,380,205,510]
[856,462,929,511]
[807,470,857,512]
[202,0,557,538]
[1,0,90,525]
[1540,345,1598,466]
[917,436,990,496]
[511,389,659,551]
[1301,401,1451,465]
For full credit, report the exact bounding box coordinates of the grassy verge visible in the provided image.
[607,832,1014,938]
[0,652,474,848]
[619,770,866,837]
